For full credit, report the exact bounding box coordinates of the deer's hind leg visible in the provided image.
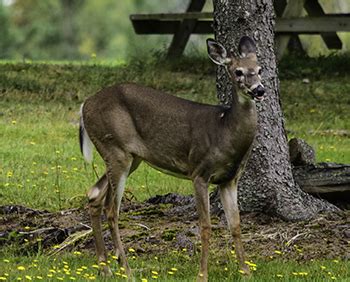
[103,149,134,277]
[87,174,111,276]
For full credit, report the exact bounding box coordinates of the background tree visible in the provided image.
[0,2,14,58]
[211,0,336,221]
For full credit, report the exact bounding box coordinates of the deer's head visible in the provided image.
[207,36,265,102]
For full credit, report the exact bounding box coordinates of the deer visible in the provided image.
[79,36,265,281]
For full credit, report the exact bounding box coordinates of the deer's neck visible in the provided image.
[227,86,258,133]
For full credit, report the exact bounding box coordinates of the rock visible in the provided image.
[289,138,316,166]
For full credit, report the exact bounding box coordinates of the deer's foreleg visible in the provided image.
[193,176,211,282]
[219,181,250,276]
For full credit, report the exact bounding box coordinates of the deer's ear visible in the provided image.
[238,36,257,59]
[206,39,231,66]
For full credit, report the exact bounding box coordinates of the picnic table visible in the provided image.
[130,0,350,58]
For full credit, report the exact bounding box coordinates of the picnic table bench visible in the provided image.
[130,0,350,58]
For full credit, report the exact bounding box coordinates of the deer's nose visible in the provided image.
[253,85,265,97]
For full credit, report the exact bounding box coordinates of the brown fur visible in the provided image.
[80,37,264,281]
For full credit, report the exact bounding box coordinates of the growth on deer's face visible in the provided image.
[79,36,265,281]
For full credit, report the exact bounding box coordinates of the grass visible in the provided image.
[1,55,350,281]
[0,250,349,281]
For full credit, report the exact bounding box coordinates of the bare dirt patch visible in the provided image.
[1,196,349,262]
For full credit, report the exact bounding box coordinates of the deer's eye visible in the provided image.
[235,69,243,77]
[258,68,262,75]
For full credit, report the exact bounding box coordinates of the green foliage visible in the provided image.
[0,3,15,58]
[1,0,187,61]
[2,1,349,61]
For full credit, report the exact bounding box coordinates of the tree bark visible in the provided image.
[211,0,336,221]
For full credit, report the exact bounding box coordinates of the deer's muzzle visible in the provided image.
[251,84,265,101]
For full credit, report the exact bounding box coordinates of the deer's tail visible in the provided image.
[79,103,93,163]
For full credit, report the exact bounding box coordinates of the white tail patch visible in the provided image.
[80,103,94,163]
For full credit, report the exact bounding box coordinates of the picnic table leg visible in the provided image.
[304,0,342,49]
[275,0,305,60]
[167,0,206,58]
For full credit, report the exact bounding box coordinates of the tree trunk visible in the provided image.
[211,0,336,221]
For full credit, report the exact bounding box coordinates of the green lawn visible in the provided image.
[1,57,349,281]
[0,251,349,281]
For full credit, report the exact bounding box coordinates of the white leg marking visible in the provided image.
[115,168,130,216]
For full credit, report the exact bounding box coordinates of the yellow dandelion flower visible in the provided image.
[128,248,135,253]
[47,274,53,278]
[91,264,99,269]
[0,277,6,281]
[238,270,245,274]
[17,266,25,271]
[49,269,56,273]
[73,251,82,255]
[81,266,88,270]
[333,259,339,263]
[168,271,174,275]
[171,268,178,271]
[276,274,283,278]
[3,259,10,263]
[57,277,64,281]
[120,267,125,272]
[12,120,17,125]
[151,276,158,279]
[141,279,148,282]
[99,262,106,266]
[151,271,158,275]
[69,277,76,280]
[274,250,282,255]
[25,276,32,280]
[36,276,43,280]
[321,265,326,270]
[121,274,127,278]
